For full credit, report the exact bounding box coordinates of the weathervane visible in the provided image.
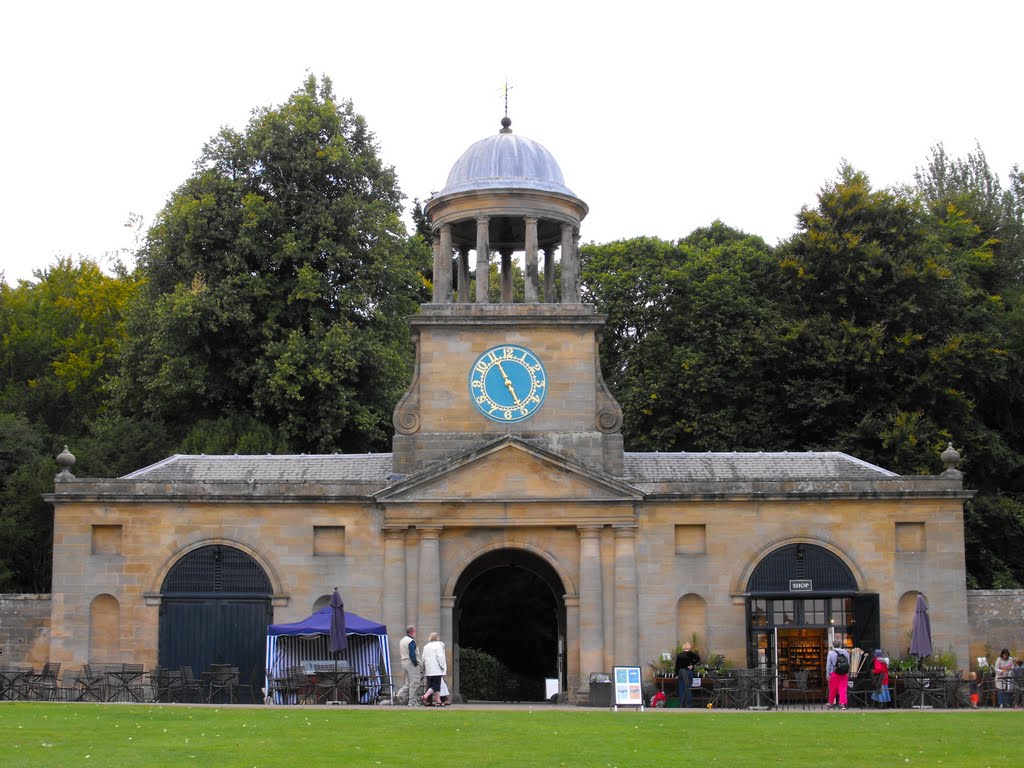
[502,80,513,118]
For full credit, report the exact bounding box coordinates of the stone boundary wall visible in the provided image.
[967,589,1024,665]
[0,594,52,668]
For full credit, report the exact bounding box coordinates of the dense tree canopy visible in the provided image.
[110,75,431,454]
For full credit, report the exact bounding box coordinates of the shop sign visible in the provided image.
[789,579,813,592]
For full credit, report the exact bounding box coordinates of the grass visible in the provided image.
[1,704,1022,767]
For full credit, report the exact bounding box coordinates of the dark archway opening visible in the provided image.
[454,549,565,702]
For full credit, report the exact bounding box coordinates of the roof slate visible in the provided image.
[121,454,395,483]
[121,450,896,485]
[622,452,897,482]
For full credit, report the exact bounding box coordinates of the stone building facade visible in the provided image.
[41,118,974,701]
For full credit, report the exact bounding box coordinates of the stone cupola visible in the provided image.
[423,117,589,304]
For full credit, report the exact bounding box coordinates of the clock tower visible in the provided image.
[391,117,624,476]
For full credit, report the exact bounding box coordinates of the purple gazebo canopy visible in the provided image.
[268,607,386,637]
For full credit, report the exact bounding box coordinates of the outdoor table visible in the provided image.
[900,673,932,709]
[0,667,33,701]
[735,669,776,710]
[107,667,146,702]
[313,668,352,704]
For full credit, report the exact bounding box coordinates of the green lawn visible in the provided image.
[1,704,1021,767]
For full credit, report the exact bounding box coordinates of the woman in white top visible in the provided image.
[995,648,1014,708]
[420,632,448,707]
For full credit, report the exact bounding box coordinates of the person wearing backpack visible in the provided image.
[826,639,851,710]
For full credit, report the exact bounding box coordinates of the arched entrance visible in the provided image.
[454,549,566,702]
[159,544,272,702]
[745,543,879,689]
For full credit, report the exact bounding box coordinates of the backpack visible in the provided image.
[833,651,850,675]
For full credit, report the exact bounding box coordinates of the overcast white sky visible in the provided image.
[2,1,1020,285]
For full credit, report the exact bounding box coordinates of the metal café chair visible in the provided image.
[288,666,315,704]
[1012,668,1024,708]
[77,664,108,702]
[178,666,203,703]
[204,665,239,704]
[30,662,62,701]
[707,672,738,709]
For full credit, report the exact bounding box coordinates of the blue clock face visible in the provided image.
[469,345,548,422]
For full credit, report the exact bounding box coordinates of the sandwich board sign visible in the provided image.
[612,666,644,711]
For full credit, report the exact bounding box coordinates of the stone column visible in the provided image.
[524,217,539,302]
[500,248,513,303]
[543,247,556,302]
[578,525,604,696]
[560,223,578,303]
[436,224,453,303]
[417,526,442,637]
[430,233,442,303]
[457,246,471,303]
[475,217,490,303]
[564,594,580,703]
[613,525,639,665]
[382,529,407,674]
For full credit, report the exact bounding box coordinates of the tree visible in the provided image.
[0,257,138,436]
[112,76,431,454]
[582,224,795,452]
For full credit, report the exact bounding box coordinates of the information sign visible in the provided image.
[612,666,644,710]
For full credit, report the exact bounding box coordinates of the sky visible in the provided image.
[2,0,1021,285]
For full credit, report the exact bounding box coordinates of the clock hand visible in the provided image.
[494,361,521,405]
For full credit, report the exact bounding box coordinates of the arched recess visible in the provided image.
[158,543,273,703]
[89,594,120,662]
[313,594,332,613]
[676,593,708,650]
[452,546,568,702]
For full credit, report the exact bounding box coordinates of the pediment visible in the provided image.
[377,436,640,504]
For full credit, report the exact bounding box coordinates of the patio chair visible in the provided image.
[30,662,62,700]
[288,666,315,705]
[707,673,738,709]
[248,664,267,705]
[785,670,815,710]
[179,666,202,703]
[204,665,239,704]
[1012,668,1024,708]
[77,664,107,702]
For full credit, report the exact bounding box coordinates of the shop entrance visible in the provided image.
[453,549,566,702]
[746,543,879,687]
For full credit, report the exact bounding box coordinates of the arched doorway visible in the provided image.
[454,549,566,702]
[745,542,878,689]
[158,544,272,702]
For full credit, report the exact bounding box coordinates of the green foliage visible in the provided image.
[0,257,138,435]
[458,646,509,701]
[112,75,431,454]
[582,224,795,452]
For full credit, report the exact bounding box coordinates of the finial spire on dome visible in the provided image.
[501,81,513,133]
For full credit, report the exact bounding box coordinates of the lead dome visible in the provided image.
[439,117,576,198]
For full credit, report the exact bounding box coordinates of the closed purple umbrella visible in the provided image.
[909,593,932,659]
[329,588,347,655]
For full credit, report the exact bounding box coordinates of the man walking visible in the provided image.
[396,625,420,706]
